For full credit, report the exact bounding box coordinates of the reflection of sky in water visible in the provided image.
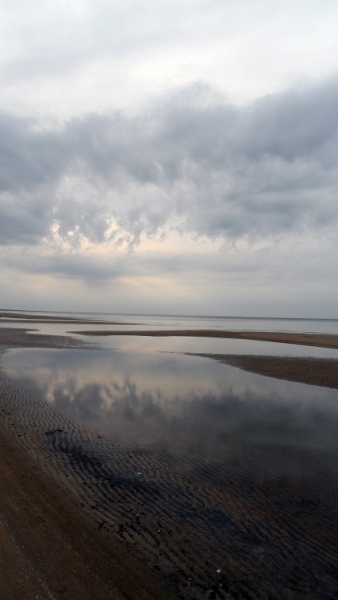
[3,347,338,481]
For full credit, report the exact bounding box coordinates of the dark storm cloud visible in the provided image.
[1,76,338,247]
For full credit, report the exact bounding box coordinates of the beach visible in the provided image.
[1,316,338,598]
[0,422,148,600]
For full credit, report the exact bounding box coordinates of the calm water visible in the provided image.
[4,346,338,454]
[1,313,338,598]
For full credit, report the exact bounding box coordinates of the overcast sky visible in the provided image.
[1,0,338,317]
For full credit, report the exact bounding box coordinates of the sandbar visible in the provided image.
[71,328,338,349]
[186,353,338,389]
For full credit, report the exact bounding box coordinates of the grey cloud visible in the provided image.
[5,250,127,284]
[1,76,338,248]
[0,190,54,245]
[234,80,338,163]
[44,254,123,283]
[0,113,68,192]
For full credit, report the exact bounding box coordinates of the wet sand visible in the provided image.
[71,328,338,349]
[1,324,338,598]
[0,423,157,600]
[0,327,95,349]
[186,354,338,389]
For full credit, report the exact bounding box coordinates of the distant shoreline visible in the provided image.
[0,311,139,326]
[1,310,337,322]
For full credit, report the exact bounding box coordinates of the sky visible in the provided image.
[1,0,338,317]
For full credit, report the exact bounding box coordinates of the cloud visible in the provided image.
[2,0,338,117]
[3,246,128,284]
[1,76,338,252]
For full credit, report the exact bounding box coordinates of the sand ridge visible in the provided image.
[185,353,338,389]
[70,328,338,349]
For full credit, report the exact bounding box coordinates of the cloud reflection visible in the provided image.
[4,347,338,481]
